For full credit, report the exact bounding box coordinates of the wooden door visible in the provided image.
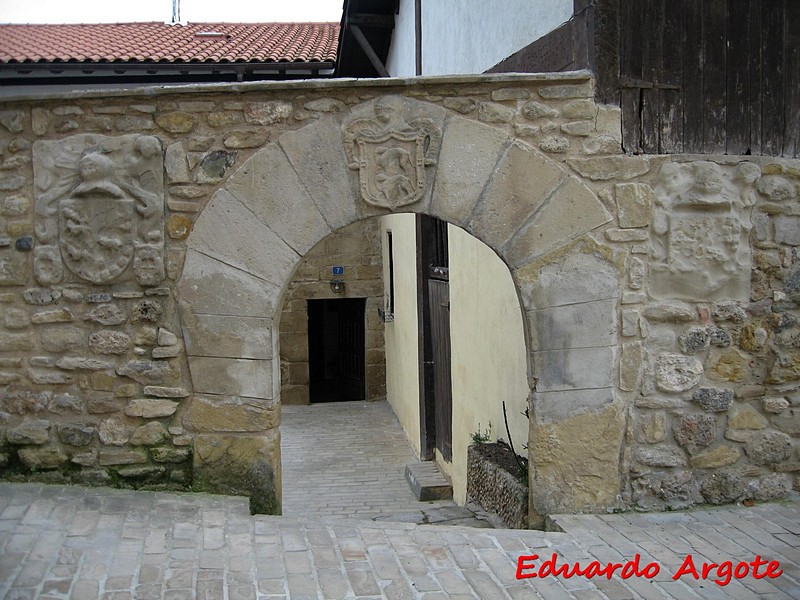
[428,275,452,461]
[338,298,366,401]
[417,214,452,462]
[308,298,365,402]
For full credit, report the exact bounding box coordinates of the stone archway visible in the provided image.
[178,93,623,522]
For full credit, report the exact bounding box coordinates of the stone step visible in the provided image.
[405,461,453,501]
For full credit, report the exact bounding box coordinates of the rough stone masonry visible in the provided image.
[0,72,797,524]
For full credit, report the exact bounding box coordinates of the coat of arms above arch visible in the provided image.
[343,96,443,210]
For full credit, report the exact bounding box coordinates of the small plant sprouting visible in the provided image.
[471,422,492,445]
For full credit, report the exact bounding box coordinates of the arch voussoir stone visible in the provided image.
[178,249,282,318]
[225,143,331,256]
[430,115,510,228]
[278,117,359,231]
[188,189,301,288]
[503,175,612,268]
[467,141,566,252]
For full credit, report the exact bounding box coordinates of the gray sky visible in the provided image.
[0,0,343,23]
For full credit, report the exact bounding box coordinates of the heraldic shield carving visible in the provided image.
[344,96,442,210]
[33,134,165,287]
[650,161,757,301]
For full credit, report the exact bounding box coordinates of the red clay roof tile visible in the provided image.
[0,22,340,64]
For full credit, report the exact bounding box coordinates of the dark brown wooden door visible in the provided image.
[417,215,452,462]
[428,276,452,461]
[308,298,365,402]
[338,298,366,401]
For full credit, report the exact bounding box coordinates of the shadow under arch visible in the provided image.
[177,93,623,524]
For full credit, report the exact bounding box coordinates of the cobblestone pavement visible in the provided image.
[0,482,799,599]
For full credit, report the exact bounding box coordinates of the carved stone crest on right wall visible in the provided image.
[649,161,759,301]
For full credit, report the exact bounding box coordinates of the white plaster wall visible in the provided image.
[386,0,573,76]
[447,225,529,503]
[385,0,417,77]
[381,214,422,456]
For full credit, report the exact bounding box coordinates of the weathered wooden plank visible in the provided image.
[702,0,727,153]
[659,0,684,153]
[594,0,621,105]
[761,0,785,156]
[640,0,664,153]
[784,0,800,158]
[726,0,753,155]
[748,0,763,155]
[682,0,704,153]
[620,0,644,153]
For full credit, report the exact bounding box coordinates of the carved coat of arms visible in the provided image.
[33,134,165,287]
[59,153,135,284]
[650,161,757,300]
[344,96,441,209]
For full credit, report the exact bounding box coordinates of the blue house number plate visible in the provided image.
[332,266,345,276]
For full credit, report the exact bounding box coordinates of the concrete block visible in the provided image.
[181,312,273,360]
[178,250,281,318]
[523,247,619,308]
[535,347,614,392]
[530,299,617,351]
[533,387,616,424]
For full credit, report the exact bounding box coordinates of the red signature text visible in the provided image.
[516,553,659,580]
[516,553,782,586]
[671,554,782,586]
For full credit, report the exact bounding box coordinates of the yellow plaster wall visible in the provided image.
[447,225,529,504]
[381,213,422,456]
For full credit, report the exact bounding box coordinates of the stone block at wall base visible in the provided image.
[529,402,625,519]
[192,431,281,514]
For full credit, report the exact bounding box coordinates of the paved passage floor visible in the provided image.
[281,401,468,523]
[0,482,798,599]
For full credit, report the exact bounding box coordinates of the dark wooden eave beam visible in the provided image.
[348,13,395,27]
[349,23,390,77]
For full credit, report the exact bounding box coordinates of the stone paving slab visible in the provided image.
[1,482,799,599]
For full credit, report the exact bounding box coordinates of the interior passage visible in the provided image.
[281,400,456,518]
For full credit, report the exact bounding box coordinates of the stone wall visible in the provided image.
[0,73,796,520]
[279,219,385,405]
[625,159,800,509]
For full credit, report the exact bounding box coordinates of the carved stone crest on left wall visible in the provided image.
[33,134,165,287]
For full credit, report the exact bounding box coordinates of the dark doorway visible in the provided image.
[417,215,453,462]
[308,298,367,403]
